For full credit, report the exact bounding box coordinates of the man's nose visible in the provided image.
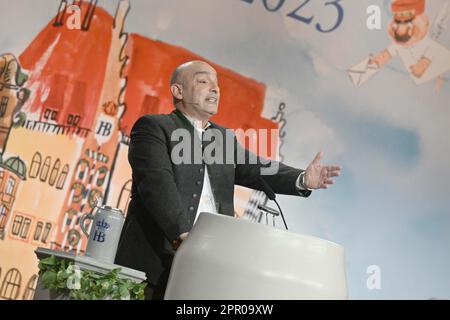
[210,84,219,95]
[396,23,410,35]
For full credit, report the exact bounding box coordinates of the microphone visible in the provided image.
[257,204,279,216]
[258,177,289,230]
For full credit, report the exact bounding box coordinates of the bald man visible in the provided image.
[115,61,341,299]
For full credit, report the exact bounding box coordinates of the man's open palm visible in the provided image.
[304,152,342,190]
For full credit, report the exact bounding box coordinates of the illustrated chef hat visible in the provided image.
[391,0,425,19]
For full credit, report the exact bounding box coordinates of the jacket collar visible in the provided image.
[171,109,216,131]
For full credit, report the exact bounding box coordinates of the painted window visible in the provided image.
[41,223,52,244]
[30,152,42,178]
[5,177,15,195]
[0,268,22,300]
[11,215,32,239]
[40,156,51,181]
[56,164,69,190]
[11,215,23,236]
[0,96,9,117]
[22,274,38,300]
[76,159,89,181]
[95,166,108,187]
[0,204,8,229]
[49,159,61,186]
[20,217,31,239]
[33,221,43,241]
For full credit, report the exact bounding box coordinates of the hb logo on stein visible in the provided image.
[92,219,110,243]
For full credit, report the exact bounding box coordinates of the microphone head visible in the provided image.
[259,177,276,200]
[257,204,279,216]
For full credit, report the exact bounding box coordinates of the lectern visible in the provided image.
[165,213,347,299]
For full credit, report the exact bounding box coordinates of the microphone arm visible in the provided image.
[258,178,289,230]
[273,199,288,230]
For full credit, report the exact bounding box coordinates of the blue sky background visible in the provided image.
[1,0,449,299]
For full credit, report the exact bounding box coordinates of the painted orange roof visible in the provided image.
[19,2,113,129]
[122,34,278,157]
[18,3,278,157]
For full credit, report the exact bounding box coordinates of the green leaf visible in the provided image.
[119,285,130,300]
[41,271,57,288]
[39,256,56,266]
[56,270,68,282]
[38,255,147,300]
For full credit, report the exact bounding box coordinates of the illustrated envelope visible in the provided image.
[347,56,380,87]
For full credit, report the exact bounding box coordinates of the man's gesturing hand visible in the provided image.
[304,151,342,190]
[172,232,189,250]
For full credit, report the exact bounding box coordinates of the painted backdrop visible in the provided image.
[0,0,449,299]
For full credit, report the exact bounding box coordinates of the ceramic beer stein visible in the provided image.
[80,205,125,264]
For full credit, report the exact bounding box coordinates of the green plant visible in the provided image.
[38,255,147,300]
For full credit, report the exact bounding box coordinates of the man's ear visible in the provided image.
[423,14,429,30]
[171,84,183,100]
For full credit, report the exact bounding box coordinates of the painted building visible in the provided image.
[0,0,278,299]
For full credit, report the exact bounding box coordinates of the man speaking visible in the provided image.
[115,60,341,299]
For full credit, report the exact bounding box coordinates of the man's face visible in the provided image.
[176,62,220,120]
[388,13,429,46]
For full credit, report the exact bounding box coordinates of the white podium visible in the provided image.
[165,213,348,300]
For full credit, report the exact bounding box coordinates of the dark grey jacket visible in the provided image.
[115,110,311,297]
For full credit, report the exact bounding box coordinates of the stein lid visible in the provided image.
[100,205,124,215]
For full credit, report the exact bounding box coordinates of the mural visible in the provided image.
[349,0,450,90]
[1,0,449,300]
[0,0,280,300]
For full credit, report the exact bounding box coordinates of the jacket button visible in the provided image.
[196,181,202,185]
[192,193,198,199]
[199,168,204,173]
[189,206,194,211]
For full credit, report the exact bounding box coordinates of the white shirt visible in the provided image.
[387,35,450,84]
[181,114,218,224]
